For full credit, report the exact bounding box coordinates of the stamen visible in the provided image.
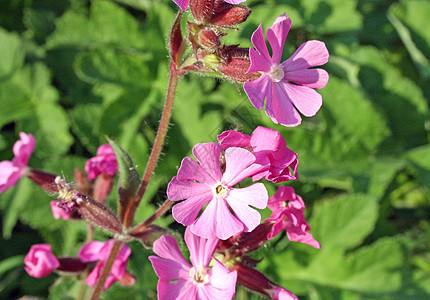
[269,64,285,82]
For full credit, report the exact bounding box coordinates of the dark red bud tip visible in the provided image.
[73,168,92,195]
[230,262,275,296]
[190,0,215,22]
[169,10,184,64]
[210,5,251,26]
[26,168,58,193]
[57,257,88,274]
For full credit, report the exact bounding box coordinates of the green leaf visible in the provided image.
[0,255,24,276]
[0,28,24,80]
[406,144,430,192]
[310,194,379,251]
[107,137,140,222]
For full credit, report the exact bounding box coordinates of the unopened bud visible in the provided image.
[57,257,88,274]
[204,53,221,70]
[26,168,58,193]
[119,271,136,287]
[218,48,261,82]
[199,29,221,49]
[74,168,92,195]
[93,173,114,203]
[210,4,251,26]
[190,0,215,22]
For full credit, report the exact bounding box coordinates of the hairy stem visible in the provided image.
[89,240,122,300]
[130,199,173,234]
[123,62,181,228]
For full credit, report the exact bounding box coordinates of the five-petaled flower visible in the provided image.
[149,227,237,300]
[24,244,60,278]
[265,186,320,248]
[85,144,118,181]
[0,132,35,193]
[78,239,132,290]
[244,13,329,127]
[218,126,298,183]
[167,143,268,240]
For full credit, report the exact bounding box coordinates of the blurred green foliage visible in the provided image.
[0,0,429,299]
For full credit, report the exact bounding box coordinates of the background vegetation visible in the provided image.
[0,0,429,299]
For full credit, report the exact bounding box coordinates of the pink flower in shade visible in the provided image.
[78,239,131,290]
[272,286,299,300]
[149,227,237,300]
[85,144,118,181]
[173,0,247,11]
[0,132,35,192]
[265,186,320,248]
[167,143,268,240]
[218,126,298,183]
[24,244,60,278]
[243,13,329,127]
[50,201,71,220]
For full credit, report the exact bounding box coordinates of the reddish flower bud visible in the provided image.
[218,48,261,82]
[210,4,251,26]
[198,29,221,49]
[74,168,92,196]
[93,173,114,203]
[169,11,184,64]
[190,0,215,22]
[24,244,59,278]
[230,263,298,300]
[119,271,136,287]
[26,168,58,193]
[57,257,88,274]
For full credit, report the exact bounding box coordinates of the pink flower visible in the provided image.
[272,286,299,300]
[85,144,118,181]
[78,239,131,290]
[149,228,237,300]
[265,186,320,248]
[0,132,35,192]
[50,201,71,220]
[24,244,60,278]
[167,143,268,240]
[173,0,246,11]
[218,126,298,183]
[244,13,329,126]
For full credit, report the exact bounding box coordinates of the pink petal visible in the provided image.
[172,190,213,226]
[153,235,190,268]
[265,83,302,126]
[250,24,272,66]
[217,130,251,150]
[172,0,190,11]
[198,260,237,300]
[272,286,299,300]
[177,157,216,185]
[13,132,35,167]
[96,144,115,156]
[250,126,283,153]
[222,147,256,186]
[158,279,197,300]
[248,48,271,73]
[229,183,268,209]
[215,199,244,239]
[0,160,21,192]
[266,218,285,240]
[149,256,190,281]
[283,40,329,71]
[24,244,59,278]
[50,201,71,220]
[192,143,222,182]
[86,261,103,286]
[224,0,247,4]
[284,68,329,89]
[185,227,219,269]
[267,14,291,64]
[167,177,211,201]
[190,199,218,239]
[78,241,105,262]
[244,73,272,110]
[278,81,322,117]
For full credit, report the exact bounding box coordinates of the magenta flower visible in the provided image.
[149,228,237,300]
[173,0,246,11]
[85,144,118,181]
[265,186,320,248]
[244,13,329,127]
[78,239,131,290]
[50,201,71,220]
[0,132,35,192]
[24,244,60,278]
[167,143,268,240]
[272,286,299,300]
[218,126,298,183]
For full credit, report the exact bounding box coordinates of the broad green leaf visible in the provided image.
[310,194,378,250]
[0,28,24,80]
[0,255,24,276]
[406,144,430,192]
[46,1,146,49]
[74,49,152,87]
[0,80,33,128]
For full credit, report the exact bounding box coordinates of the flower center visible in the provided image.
[269,64,285,82]
[190,267,209,285]
[214,184,229,198]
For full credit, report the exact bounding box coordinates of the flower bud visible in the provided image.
[93,173,114,203]
[169,10,184,64]
[26,168,58,193]
[198,29,221,50]
[190,0,215,22]
[24,244,59,278]
[210,4,251,26]
[218,48,261,82]
[74,168,92,196]
[57,257,88,274]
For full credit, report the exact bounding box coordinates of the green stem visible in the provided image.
[130,199,173,234]
[89,240,123,300]
[123,62,181,228]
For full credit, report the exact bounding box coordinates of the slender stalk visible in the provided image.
[130,199,173,234]
[123,62,181,228]
[89,240,122,300]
